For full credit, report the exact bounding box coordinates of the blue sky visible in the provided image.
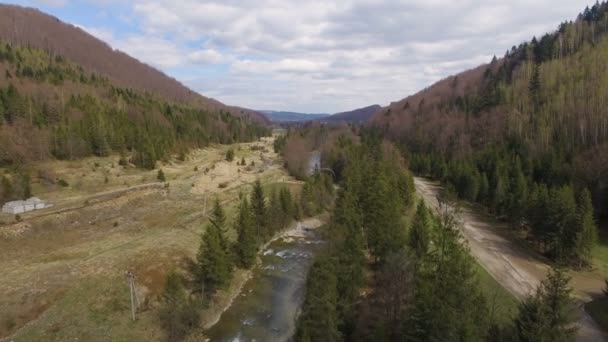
[6,0,596,113]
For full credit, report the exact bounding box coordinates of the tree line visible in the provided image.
[295,131,578,342]
[158,176,334,341]
[410,144,598,268]
[379,3,608,231]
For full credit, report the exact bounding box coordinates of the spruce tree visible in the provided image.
[157,169,166,182]
[574,189,598,268]
[362,162,406,262]
[479,172,490,205]
[267,189,282,235]
[195,199,232,297]
[408,208,488,342]
[279,187,294,224]
[547,186,577,261]
[159,271,201,341]
[409,202,432,259]
[514,267,577,342]
[295,257,341,342]
[251,179,267,239]
[332,168,366,329]
[234,198,257,269]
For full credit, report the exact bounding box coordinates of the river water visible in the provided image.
[205,221,325,342]
[307,151,321,176]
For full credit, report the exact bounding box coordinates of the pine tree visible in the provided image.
[529,66,542,112]
[409,202,432,259]
[514,267,577,342]
[159,271,201,341]
[547,186,577,261]
[279,187,295,225]
[408,208,489,342]
[195,199,232,297]
[574,189,598,268]
[159,271,187,341]
[251,179,267,239]
[157,169,166,182]
[478,172,490,205]
[362,163,406,262]
[267,189,282,235]
[225,149,234,162]
[300,181,315,216]
[295,257,341,342]
[234,198,257,269]
[331,169,366,329]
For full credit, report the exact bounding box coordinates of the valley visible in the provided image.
[1,1,608,342]
[0,135,298,341]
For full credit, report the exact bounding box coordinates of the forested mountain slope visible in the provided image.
[0,4,268,125]
[0,5,270,205]
[371,3,608,265]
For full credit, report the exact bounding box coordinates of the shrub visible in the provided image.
[218,182,229,188]
[157,169,166,182]
[57,179,69,187]
[159,272,201,341]
[225,149,235,162]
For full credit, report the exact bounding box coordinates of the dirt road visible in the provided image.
[414,177,607,342]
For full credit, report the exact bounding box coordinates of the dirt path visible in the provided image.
[414,177,607,342]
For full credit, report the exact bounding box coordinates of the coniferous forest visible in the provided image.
[0,41,269,205]
[372,3,608,267]
[290,130,577,342]
[3,2,608,341]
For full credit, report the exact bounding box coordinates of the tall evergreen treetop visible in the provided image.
[251,179,267,238]
[234,198,257,269]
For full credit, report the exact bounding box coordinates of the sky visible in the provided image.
[6,0,596,113]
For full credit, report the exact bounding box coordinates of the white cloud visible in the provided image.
[79,0,596,112]
[187,49,226,65]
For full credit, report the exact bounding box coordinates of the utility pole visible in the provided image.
[203,195,207,215]
[126,271,139,321]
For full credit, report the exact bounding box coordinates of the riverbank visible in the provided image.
[193,215,326,340]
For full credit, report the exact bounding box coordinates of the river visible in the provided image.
[205,219,325,341]
[307,151,321,176]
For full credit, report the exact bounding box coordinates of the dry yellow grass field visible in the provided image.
[0,135,301,341]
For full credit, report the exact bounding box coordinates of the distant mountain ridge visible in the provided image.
[260,110,330,122]
[323,104,381,123]
[261,104,381,123]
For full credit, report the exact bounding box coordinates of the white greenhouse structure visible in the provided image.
[2,197,53,214]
